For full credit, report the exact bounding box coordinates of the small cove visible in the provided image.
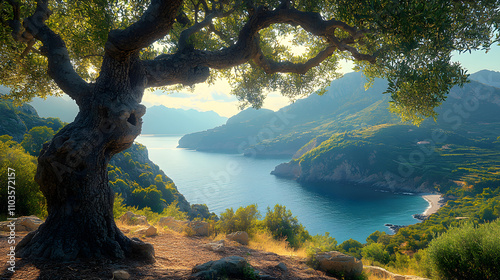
[136,134,428,243]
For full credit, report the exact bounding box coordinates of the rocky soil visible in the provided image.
[0,227,337,280]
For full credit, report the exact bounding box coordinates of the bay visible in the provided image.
[136,135,428,243]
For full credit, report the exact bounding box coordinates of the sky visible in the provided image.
[142,45,500,118]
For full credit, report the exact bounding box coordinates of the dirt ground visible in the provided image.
[0,228,338,280]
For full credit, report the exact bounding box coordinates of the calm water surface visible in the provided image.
[136,135,428,243]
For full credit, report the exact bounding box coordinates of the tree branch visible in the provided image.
[178,1,239,51]
[143,53,211,87]
[10,0,91,105]
[252,45,338,74]
[144,4,375,87]
[105,0,183,58]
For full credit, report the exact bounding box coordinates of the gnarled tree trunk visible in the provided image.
[16,54,154,262]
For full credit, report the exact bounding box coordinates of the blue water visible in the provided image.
[136,135,428,243]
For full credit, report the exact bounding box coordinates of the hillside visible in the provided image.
[271,72,500,191]
[0,100,65,142]
[141,105,227,135]
[178,72,399,156]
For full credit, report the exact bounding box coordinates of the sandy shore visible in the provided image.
[422,194,443,216]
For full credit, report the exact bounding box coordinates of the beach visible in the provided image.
[422,194,443,216]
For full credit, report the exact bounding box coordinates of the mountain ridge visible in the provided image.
[179,70,500,192]
[141,105,227,135]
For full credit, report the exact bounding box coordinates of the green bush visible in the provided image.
[129,185,165,213]
[366,230,388,244]
[113,194,129,219]
[217,204,260,234]
[425,219,500,280]
[361,242,390,264]
[264,204,310,248]
[0,138,47,218]
[113,194,187,224]
[21,126,55,156]
[337,238,363,259]
[160,201,188,221]
[305,232,338,266]
[306,232,338,255]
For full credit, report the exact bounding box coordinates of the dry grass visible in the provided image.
[248,231,307,258]
[362,259,427,280]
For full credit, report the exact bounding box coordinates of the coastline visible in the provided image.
[422,194,443,216]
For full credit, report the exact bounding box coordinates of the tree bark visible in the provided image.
[16,54,154,262]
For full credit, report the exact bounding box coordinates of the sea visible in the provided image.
[136,135,428,243]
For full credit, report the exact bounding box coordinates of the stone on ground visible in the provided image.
[189,220,210,236]
[158,217,210,236]
[112,270,130,280]
[119,211,149,226]
[201,240,225,252]
[137,225,157,237]
[364,266,431,280]
[226,231,249,245]
[314,251,363,278]
[191,256,255,279]
[158,217,188,232]
[0,216,43,232]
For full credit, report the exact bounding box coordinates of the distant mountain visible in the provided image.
[178,72,398,156]
[30,96,79,123]
[177,107,284,153]
[141,105,227,135]
[28,95,228,135]
[469,70,500,88]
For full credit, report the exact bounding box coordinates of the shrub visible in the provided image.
[264,204,310,248]
[337,238,363,259]
[306,232,338,255]
[361,243,390,265]
[160,201,188,221]
[366,230,388,244]
[21,126,55,156]
[305,232,338,266]
[113,194,129,219]
[0,139,47,218]
[217,204,260,234]
[425,219,500,280]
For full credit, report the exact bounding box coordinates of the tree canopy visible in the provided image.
[1,0,499,124]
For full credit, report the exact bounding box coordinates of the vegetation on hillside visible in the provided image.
[0,99,64,141]
[288,122,500,190]
[0,135,46,218]
[269,74,500,192]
